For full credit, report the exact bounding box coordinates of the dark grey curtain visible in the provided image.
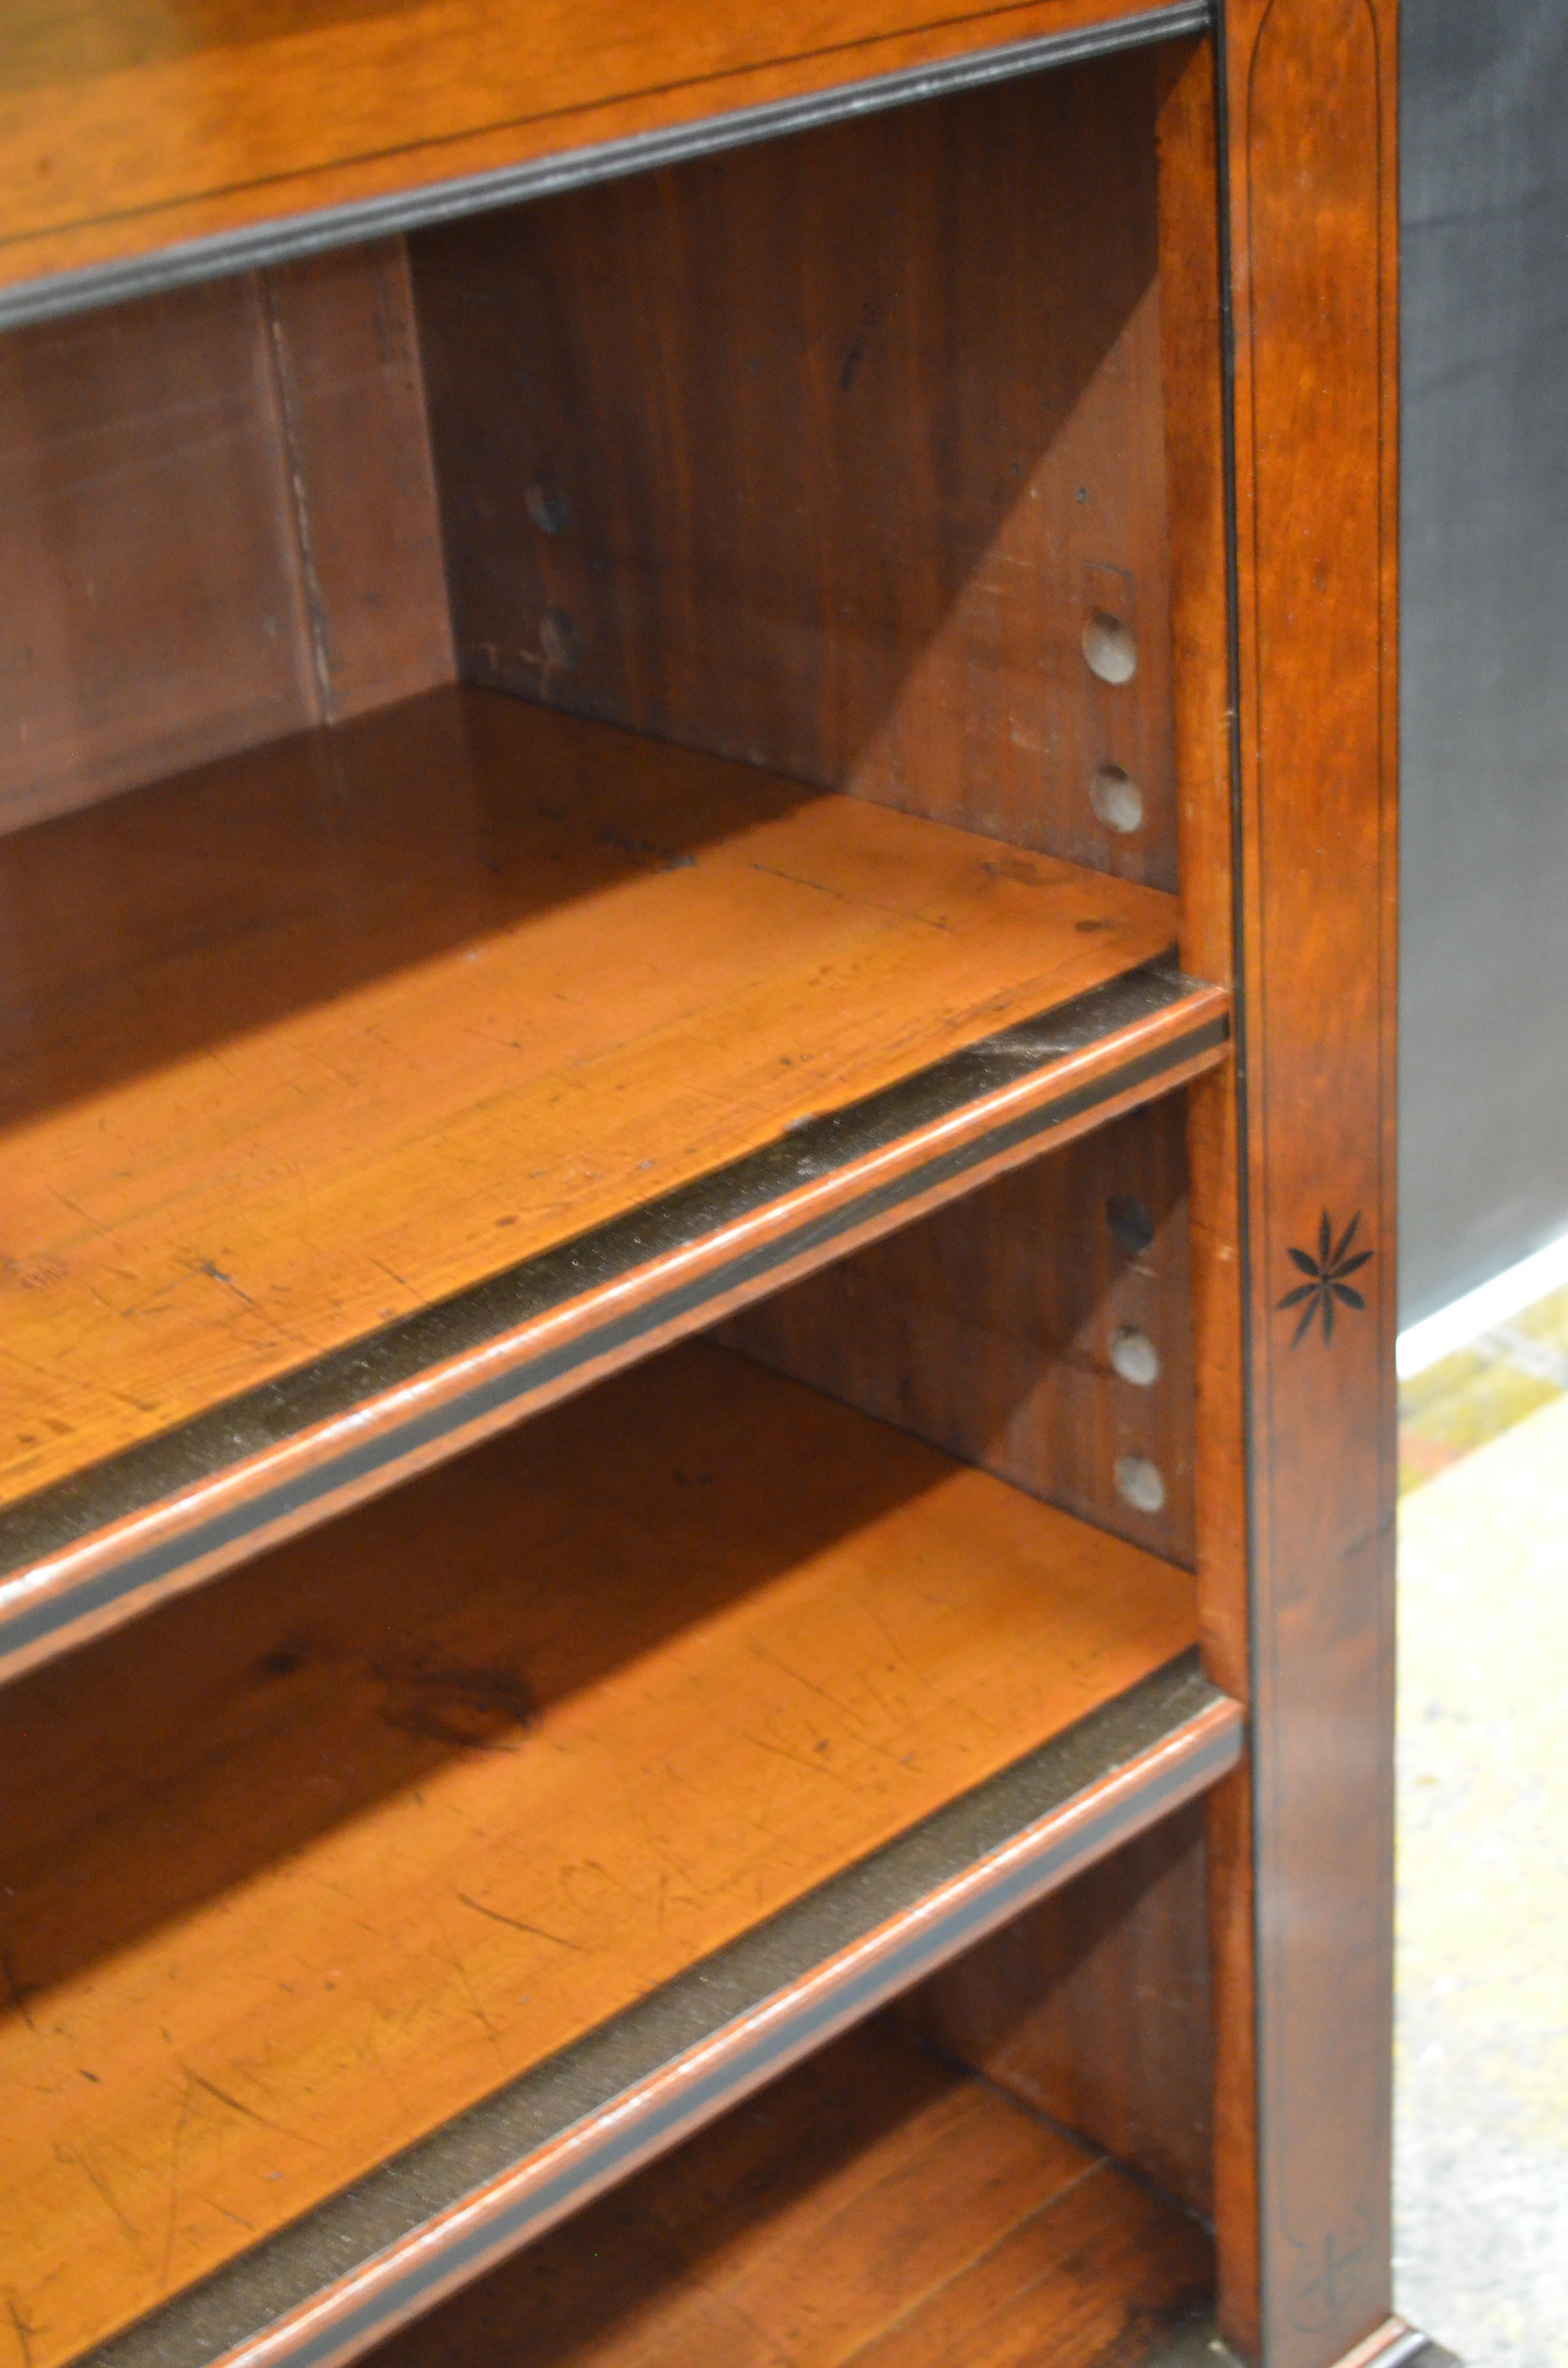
[1401,0,1568,1321]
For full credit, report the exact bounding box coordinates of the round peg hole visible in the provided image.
[1114,1455,1166,1515]
[1090,764,1144,835]
[525,481,570,535]
[1106,1193,1155,1258]
[539,607,582,668]
[1082,608,1137,684]
[1110,1326,1161,1387]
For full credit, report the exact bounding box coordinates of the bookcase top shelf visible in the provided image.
[0,683,1226,1684]
[0,0,1208,324]
[0,1339,1237,2368]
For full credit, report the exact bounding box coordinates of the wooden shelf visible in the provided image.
[0,1340,1240,2368]
[0,2,1205,313]
[0,683,1226,1682]
[358,2018,1214,2368]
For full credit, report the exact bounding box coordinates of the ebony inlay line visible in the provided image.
[0,3,1212,334]
[0,965,1225,1668]
[87,1651,1240,2368]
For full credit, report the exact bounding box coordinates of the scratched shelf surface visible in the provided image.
[0,683,1224,1681]
[355,2016,1214,2368]
[0,1338,1235,2368]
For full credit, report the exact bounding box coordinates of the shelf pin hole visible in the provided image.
[540,608,582,668]
[1082,609,1137,684]
[1106,1193,1154,1257]
[526,482,570,535]
[1110,1327,1160,1387]
[1115,1455,1166,1514]
[1090,765,1144,835]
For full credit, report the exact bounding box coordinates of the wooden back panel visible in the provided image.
[411,53,1176,887]
[719,1094,1196,1566]
[0,238,451,836]
[903,1798,1212,2217]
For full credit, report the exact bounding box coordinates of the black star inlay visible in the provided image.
[1277,1211,1372,1346]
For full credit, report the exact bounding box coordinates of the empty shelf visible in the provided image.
[359,2018,1215,2368]
[0,1341,1239,2368]
[0,685,1226,1678]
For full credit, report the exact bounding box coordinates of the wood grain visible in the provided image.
[0,1,1196,296]
[0,237,451,836]
[0,269,318,833]
[87,1668,1238,2368]
[1151,36,1260,2353]
[1220,0,1400,2359]
[720,1095,1196,1564]
[360,2019,1212,2368]
[0,1338,1198,2368]
[413,54,1177,888]
[0,682,1176,1516]
[0,970,1225,1690]
[258,238,455,723]
[902,1798,1212,2216]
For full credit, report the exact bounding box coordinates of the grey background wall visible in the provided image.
[1400,0,1568,1325]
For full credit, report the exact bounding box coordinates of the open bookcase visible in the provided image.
[0,7,1426,2368]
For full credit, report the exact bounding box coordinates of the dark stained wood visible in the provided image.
[412,56,1178,889]
[1219,0,1400,2360]
[259,238,455,722]
[720,1096,1196,1566]
[0,682,1180,1527]
[902,1799,1212,2218]
[0,1337,1202,2368]
[1151,36,1260,2355]
[0,238,451,836]
[360,2020,1212,2368]
[0,270,319,833]
[0,1,1196,297]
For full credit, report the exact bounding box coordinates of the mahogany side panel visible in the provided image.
[719,1096,1196,1566]
[1153,35,1260,2355]
[1220,0,1400,2360]
[0,239,453,836]
[902,1798,1212,2217]
[412,56,1178,887]
[0,0,1203,296]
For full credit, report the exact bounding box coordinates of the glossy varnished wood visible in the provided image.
[721,1095,1196,1564]
[1219,0,1401,2359]
[257,240,454,724]
[87,1664,1236,2368]
[0,1,1199,299]
[358,2021,1213,2368]
[0,10,1410,2363]
[0,240,450,836]
[902,1799,1212,2216]
[0,1339,1202,2368]
[0,962,1224,1688]
[414,54,1177,890]
[0,682,1178,1522]
[1151,36,1259,2353]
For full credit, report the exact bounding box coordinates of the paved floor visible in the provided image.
[1395,1316,1568,2363]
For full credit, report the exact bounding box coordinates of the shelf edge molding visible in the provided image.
[83,1651,1242,2368]
[0,964,1228,1687]
[0,1,1212,335]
